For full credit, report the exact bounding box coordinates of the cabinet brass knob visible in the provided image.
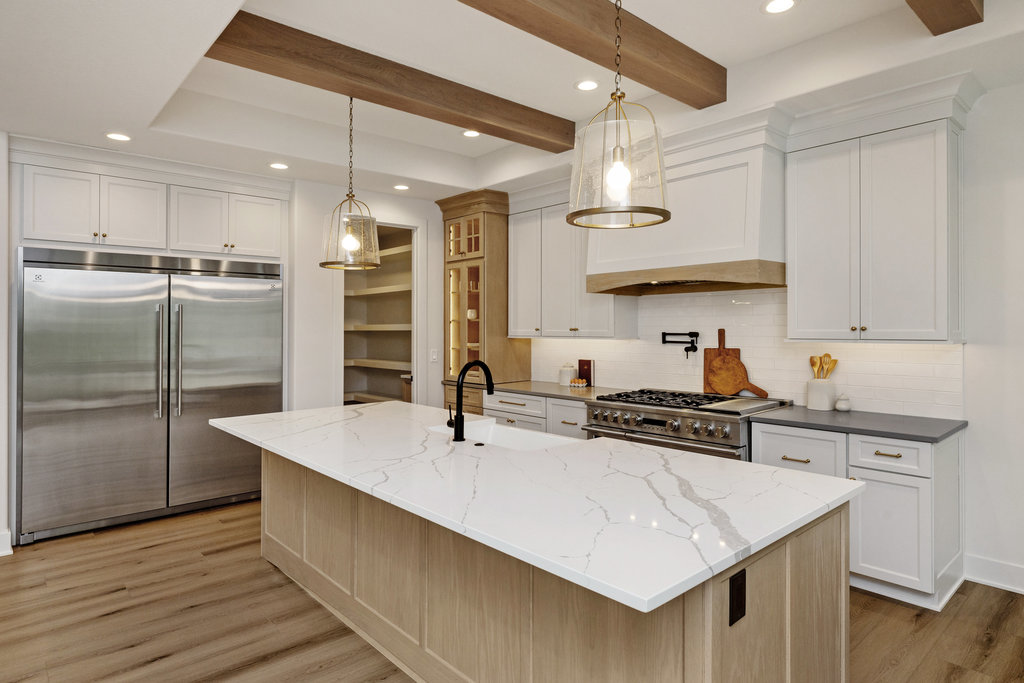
[230,244,236,248]
[860,326,867,331]
[849,477,857,481]
[224,243,229,248]
[569,327,579,332]
[93,232,99,237]
[506,418,515,424]
[850,326,857,331]
[534,328,540,332]
[101,233,107,238]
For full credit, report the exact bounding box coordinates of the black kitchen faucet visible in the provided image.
[452,360,494,442]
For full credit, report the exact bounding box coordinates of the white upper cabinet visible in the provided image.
[22,166,100,244]
[229,194,282,257]
[169,187,282,258]
[507,210,542,336]
[508,203,635,338]
[22,167,166,249]
[787,120,962,342]
[169,186,230,253]
[100,176,167,249]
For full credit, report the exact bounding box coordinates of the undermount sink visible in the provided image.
[430,421,577,451]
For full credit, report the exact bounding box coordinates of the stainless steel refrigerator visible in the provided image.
[17,248,282,543]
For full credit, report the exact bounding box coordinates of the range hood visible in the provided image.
[586,260,785,296]
[584,142,786,296]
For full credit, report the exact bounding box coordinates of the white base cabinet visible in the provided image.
[786,119,962,342]
[508,204,636,338]
[478,389,589,440]
[752,423,964,610]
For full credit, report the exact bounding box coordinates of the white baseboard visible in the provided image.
[966,553,1024,595]
[0,529,11,557]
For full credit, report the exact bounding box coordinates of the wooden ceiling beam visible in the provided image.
[206,11,576,154]
[457,0,726,110]
[905,0,984,35]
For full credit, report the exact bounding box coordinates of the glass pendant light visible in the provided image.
[567,0,671,229]
[320,96,381,270]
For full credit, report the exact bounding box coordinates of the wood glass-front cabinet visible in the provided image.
[437,190,530,386]
[786,119,962,341]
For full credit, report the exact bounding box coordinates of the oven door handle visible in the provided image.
[626,433,744,459]
[582,425,629,440]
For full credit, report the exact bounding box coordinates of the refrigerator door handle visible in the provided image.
[156,303,164,418]
[175,303,183,417]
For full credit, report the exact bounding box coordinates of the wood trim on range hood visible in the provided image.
[586,260,786,296]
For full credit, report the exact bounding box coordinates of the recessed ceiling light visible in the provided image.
[575,80,599,91]
[463,130,481,138]
[106,132,131,141]
[393,184,409,191]
[269,162,289,170]
[762,0,795,13]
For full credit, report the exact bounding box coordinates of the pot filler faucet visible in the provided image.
[452,360,494,442]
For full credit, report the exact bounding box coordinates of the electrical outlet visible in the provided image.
[430,348,438,362]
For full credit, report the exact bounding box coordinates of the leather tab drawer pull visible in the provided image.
[781,455,811,464]
[873,450,903,459]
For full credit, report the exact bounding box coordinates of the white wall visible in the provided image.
[0,132,9,555]
[963,83,1024,593]
[532,289,964,419]
[288,179,444,410]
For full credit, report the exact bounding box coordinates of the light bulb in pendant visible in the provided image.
[605,145,631,202]
[341,231,360,251]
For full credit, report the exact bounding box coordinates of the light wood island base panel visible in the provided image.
[262,450,850,682]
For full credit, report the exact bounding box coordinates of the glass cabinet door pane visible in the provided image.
[448,220,462,260]
[448,266,462,378]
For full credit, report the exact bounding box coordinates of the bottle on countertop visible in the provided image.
[558,363,577,386]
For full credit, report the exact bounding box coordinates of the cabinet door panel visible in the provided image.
[752,423,846,477]
[849,465,933,592]
[860,121,948,340]
[573,227,616,337]
[230,194,281,257]
[100,176,167,248]
[540,205,575,336]
[483,408,546,432]
[22,165,100,243]
[786,140,860,340]
[547,399,587,439]
[169,186,229,253]
[508,211,541,337]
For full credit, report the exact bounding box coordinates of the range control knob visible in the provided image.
[611,412,621,424]
[631,414,643,426]
[686,420,698,434]
[601,410,611,422]
[714,425,731,438]
[591,409,600,421]
[620,412,631,425]
[667,419,681,432]
[703,423,715,436]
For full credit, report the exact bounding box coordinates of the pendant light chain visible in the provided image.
[347,96,354,197]
[613,0,622,96]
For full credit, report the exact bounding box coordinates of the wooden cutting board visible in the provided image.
[703,328,768,398]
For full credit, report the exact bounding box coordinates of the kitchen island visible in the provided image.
[212,401,862,682]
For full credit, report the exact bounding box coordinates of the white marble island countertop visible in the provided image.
[212,401,862,613]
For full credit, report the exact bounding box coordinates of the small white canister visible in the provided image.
[806,379,836,411]
[558,363,577,386]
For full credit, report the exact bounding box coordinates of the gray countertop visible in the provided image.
[442,379,624,402]
[750,406,967,443]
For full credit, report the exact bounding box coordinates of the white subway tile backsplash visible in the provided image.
[532,289,964,418]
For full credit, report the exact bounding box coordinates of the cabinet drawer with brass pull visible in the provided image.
[483,391,546,418]
[752,424,845,477]
[850,435,930,476]
[482,407,546,433]
[547,398,587,439]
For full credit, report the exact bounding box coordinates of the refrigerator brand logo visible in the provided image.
[32,274,43,282]
[269,284,279,291]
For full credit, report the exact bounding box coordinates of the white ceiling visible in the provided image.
[1,0,1022,201]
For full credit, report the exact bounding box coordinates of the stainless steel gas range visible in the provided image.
[583,389,790,461]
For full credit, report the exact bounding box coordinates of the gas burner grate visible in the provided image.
[594,389,728,409]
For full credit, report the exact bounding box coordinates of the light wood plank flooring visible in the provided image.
[1,502,1021,682]
[0,502,412,682]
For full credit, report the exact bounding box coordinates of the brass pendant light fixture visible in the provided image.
[320,96,381,270]
[566,0,671,229]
